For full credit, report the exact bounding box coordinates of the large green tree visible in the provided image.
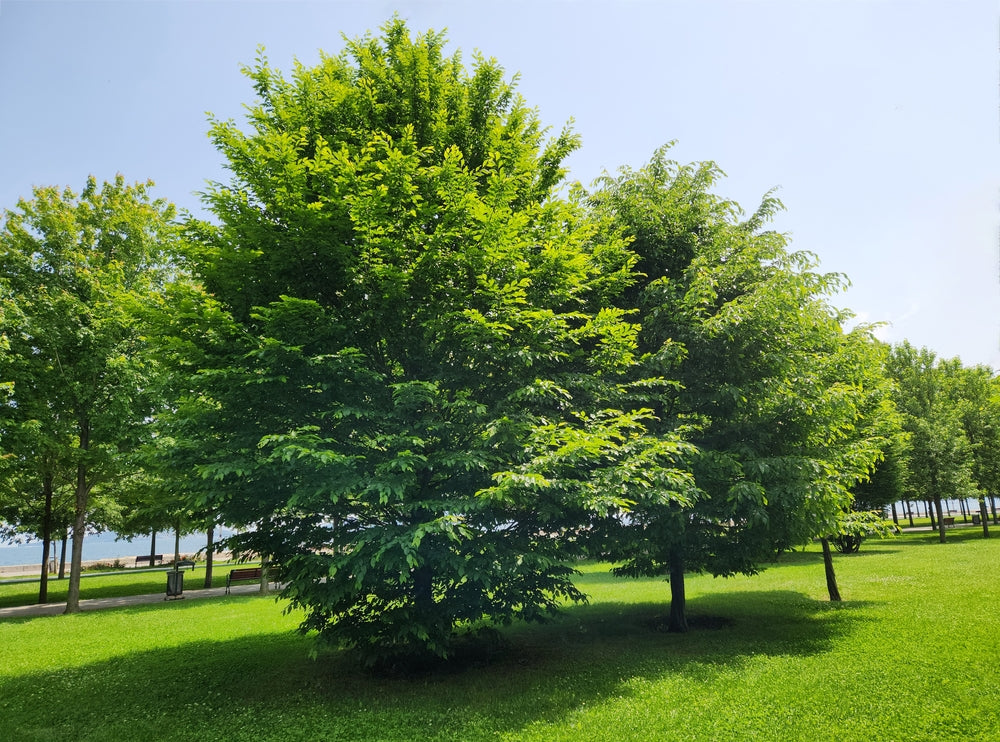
[0,176,180,611]
[176,20,690,664]
[588,147,891,628]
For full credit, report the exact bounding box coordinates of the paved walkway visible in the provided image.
[0,583,267,620]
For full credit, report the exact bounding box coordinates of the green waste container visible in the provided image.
[165,569,184,599]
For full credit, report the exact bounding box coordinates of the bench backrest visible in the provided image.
[230,568,262,579]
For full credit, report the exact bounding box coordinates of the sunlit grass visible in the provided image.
[2,532,999,741]
[0,561,245,609]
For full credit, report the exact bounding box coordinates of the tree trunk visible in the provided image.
[991,495,998,525]
[173,526,181,564]
[38,474,54,604]
[204,526,215,590]
[821,537,842,602]
[413,563,433,612]
[890,502,899,526]
[927,500,936,529]
[667,545,688,632]
[959,498,969,523]
[933,496,946,544]
[979,497,990,538]
[149,530,157,564]
[260,555,272,594]
[906,500,914,527]
[58,534,67,579]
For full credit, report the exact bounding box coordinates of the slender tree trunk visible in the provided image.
[65,421,91,614]
[204,526,215,590]
[821,537,842,601]
[260,555,272,594]
[979,497,990,538]
[149,531,157,564]
[906,500,914,527]
[991,495,998,525]
[928,500,936,529]
[933,496,946,544]
[959,498,969,523]
[38,474,54,604]
[890,503,899,526]
[667,545,688,632]
[58,534,67,579]
[413,563,433,611]
[173,526,181,564]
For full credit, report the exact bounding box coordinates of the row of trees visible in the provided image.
[0,19,994,663]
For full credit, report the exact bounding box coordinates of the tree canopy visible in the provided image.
[588,146,893,626]
[172,18,693,664]
[0,175,180,609]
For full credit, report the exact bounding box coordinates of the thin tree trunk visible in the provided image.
[412,563,433,610]
[260,555,272,594]
[906,500,914,527]
[203,526,215,590]
[38,474,54,604]
[65,421,91,614]
[821,537,842,601]
[58,534,67,579]
[979,497,990,538]
[960,498,969,523]
[934,496,946,544]
[173,526,181,564]
[149,531,157,564]
[890,503,899,526]
[928,500,936,529]
[667,545,688,632]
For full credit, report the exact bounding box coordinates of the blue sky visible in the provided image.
[1,0,997,367]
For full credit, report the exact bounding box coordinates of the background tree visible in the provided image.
[175,20,684,664]
[0,176,181,612]
[588,147,890,628]
[887,343,979,543]
[946,362,1000,537]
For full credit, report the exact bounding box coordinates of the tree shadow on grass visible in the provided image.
[0,589,877,741]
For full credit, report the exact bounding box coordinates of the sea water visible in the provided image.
[0,529,232,567]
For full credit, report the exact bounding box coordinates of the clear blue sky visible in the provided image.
[2,0,997,367]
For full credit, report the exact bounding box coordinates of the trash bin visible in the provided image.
[972,514,981,525]
[165,569,184,600]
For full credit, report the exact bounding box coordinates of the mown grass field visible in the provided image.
[1,528,998,741]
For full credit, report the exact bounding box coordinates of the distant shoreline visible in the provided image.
[0,552,231,579]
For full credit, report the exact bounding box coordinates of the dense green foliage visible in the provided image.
[887,343,981,542]
[3,18,997,669]
[2,531,999,741]
[173,19,694,663]
[587,147,893,627]
[0,176,181,609]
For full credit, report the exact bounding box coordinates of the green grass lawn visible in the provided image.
[2,530,999,741]
[0,561,246,609]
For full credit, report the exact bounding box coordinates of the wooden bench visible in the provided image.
[225,566,279,594]
[171,559,196,571]
[942,517,956,527]
[135,554,163,567]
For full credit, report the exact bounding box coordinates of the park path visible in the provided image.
[0,582,265,620]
